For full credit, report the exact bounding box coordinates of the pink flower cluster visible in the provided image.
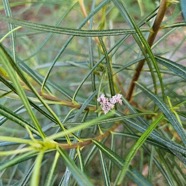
[97,93,122,114]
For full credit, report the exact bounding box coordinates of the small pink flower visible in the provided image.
[101,101,114,114]
[110,94,122,105]
[97,93,122,114]
[97,94,107,104]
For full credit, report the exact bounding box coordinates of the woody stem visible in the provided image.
[126,0,168,102]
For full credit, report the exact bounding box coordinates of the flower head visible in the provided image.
[97,93,122,114]
[97,94,107,104]
[110,94,122,105]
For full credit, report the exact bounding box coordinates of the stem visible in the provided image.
[126,0,168,101]
[57,123,119,149]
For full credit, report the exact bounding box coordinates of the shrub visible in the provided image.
[0,0,186,185]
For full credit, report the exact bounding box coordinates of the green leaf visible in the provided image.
[0,15,148,37]
[77,147,84,172]
[73,91,97,121]
[115,100,186,160]
[0,151,36,171]
[155,56,186,80]
[158,150,183,185]
[0,104,39,135]
[99,150,111,186]
[121,117,186,157]
[99,37,115,96]
[0,44,45,138]
[112,132,170,151]
[45,151,60,186]
[2,0,16,62]
[111,0,164,98]
[41,0,111,93]
[116,114,164,185]
[19,163,34,186]
[88,1,96,92]
[93,140,152,186]
[57,147,93,186]
[48,112,113,140]
[0,74,59,125]
[1,44,67,133]
[30,151,44,186]
[136,82,186,146]
[68,111,186,159]
[19,61,72,100]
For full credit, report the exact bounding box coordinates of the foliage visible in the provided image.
[0,0,186,185]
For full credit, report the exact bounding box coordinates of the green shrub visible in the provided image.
[0,0,186,185]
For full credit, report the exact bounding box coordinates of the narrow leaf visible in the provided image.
[111,0,164,98]
[99,37,115,96]
[48,112,113,140]
[0,74,58,125]
[116,114,164,185]
[155,56,186,80]
[99,150,111,186]
[0,151,36,171]
[57,147,93,186]
[19,163,34,186]
[0,44,45,138]
[136,82,186,146]
[122,117,186,157]
[19,61,72,100]
[73,91,97,121]
[41,0,111,93]
[0,105,39,135]
[45,151,60,186]
[93,140,152,186]
[30,151,44,186]
[0,15,148,37]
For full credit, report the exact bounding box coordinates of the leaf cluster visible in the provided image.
[0,0,186,185]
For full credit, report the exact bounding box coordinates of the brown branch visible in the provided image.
[57,123,119,149]
[38,91,96,111]
[126,0,168,102]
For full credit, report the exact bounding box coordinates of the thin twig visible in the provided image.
[57,123,119,149]
[126,0,168,102]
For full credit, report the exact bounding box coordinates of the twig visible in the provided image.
[126,0,168,102]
